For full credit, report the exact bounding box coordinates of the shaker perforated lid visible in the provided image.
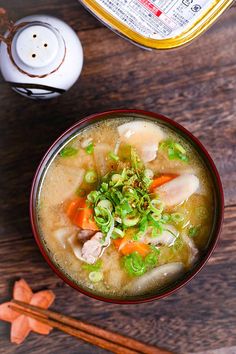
[11,21,66,77]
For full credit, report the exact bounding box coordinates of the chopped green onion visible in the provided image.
[112,227,124,239]
[123,249,159,277]
[85,142,94,155]
[101,183,108,192]
[150,199,164,215]
[188,225,200,237]
[76,188,86,197]
[123,252,146,276]
[123,214,140,227]
[144,169,154,179]
[89,271,103,282]
[161,139,189,163]
[139,214,148,232]
[82,259,102,272]
[97,199,113,211]
[109,151,119,161]
[84,170,97,184]
[87,190,100,203]
[161,213,171,223]
[171,212,185,224]
[111,174,123,186]
[60,146,78,157]
[178,153,189,162]
[144,252,158,268]
[174,143,186,154]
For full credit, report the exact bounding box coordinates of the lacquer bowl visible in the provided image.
[30,109,224,303]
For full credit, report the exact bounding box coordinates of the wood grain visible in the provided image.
[0,1,235,354]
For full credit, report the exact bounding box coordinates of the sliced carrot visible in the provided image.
[66,198,82,220]
[113,237,150,257]
[0,302,19,323]
[13,279,33,303]
[149,174,178,192]
[10,315,30,345]
[29,290,55,335]
[113,236,128,251]
[121,242,150,257]
[66,197,99,231]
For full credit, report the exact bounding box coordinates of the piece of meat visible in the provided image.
[182,233,199,266]
[81,232,104,264]
[155,174,199,207]
[118,121,166,163]
[77,229,96,242]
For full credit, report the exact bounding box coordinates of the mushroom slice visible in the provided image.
[117,121,166,163]
[155,174,199,207]
[124,262,184,295]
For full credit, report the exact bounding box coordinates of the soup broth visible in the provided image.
[38,117,214,298]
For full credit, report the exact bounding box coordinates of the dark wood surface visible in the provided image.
[0,1,235,354]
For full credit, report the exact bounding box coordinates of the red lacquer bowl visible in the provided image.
[30,110,224,304]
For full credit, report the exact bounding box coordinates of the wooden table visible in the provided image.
[0,1,235,353]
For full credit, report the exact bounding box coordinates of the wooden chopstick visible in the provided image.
[9,304,137,354]
[10,300,172,354]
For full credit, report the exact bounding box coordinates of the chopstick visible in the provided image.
[10,300,172,354]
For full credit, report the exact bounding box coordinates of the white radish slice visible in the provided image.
[53,227,75,249]
[43,166,85,205]
[117,121,166,163]
[124,262,184,295]
[93,143,112,176]
[143,224,179,246]
[155,174,199,207]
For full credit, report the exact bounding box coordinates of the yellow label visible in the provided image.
[79,0,233,49]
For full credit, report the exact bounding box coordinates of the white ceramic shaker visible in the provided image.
[0,14,83,99]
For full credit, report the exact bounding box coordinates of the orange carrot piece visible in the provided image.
[66,198,82,220]
[29,290,55,335]
[10,315,30,344]
[67,197,99,231]
[113,237,150,257]
[13,279,33,303]
[0,302,19,323]
[121,242,150,257]
[113,236,129,251]
[149,174,178,192]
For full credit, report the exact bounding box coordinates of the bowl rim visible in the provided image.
[30,109,224,304]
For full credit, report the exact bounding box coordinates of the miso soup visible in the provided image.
[38,117,214,298]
